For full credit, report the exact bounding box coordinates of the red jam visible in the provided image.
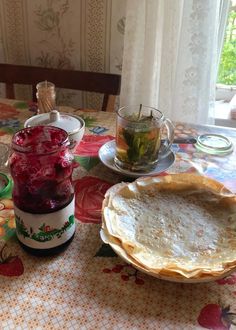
[10,126,74,213]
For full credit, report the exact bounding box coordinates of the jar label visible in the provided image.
[14,198,75,249]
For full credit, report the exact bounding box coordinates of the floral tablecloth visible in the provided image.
[1,98,236,330]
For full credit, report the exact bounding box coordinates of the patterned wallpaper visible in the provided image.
[0,0,126,110]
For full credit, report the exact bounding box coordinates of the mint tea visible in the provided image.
[114,106,175,172]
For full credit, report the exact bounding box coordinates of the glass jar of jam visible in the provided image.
[9,126,75,256]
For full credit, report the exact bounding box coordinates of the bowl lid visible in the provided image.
[24,110,83,135]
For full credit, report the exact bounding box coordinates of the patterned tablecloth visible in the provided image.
[1,98,236,330]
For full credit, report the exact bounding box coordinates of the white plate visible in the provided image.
[98,140,175,178]
[100,228,235,283]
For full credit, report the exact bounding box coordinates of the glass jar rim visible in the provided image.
[12,125,70,155]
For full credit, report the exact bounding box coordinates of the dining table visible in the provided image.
[1,97,236,330]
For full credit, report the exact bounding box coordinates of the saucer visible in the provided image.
[98,140,175,178]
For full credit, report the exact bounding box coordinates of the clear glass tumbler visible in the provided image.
[36,80,56,113]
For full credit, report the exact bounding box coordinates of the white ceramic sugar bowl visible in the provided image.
[24,110,85,150]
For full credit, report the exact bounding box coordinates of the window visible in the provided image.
[215,0,236,126]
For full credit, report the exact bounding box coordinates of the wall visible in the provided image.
[0,0,126,110]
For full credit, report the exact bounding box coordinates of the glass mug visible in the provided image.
[114,105,175,172]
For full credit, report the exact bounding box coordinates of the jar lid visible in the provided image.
[24,110,84,135]
[195,134,234,155]
[0,173,12,198]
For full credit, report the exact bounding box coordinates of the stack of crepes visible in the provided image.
[101,174,236,282]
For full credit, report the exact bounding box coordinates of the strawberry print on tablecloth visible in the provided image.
[217,273,236,285]
[0,244,24,277]
[102,263,145,285]
[74,176,113,223]
[197,303,236,329]
[0,191,24,277]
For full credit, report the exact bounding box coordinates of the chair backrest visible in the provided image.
[0,63,121,112]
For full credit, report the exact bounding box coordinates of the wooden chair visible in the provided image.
[0,63,121,112]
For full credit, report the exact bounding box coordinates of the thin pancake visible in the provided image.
[102,174,236,279]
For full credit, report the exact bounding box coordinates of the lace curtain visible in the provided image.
[120,0,230,124]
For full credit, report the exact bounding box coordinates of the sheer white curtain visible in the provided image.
[120,0,230,124]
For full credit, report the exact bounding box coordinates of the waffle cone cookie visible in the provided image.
[101,174,236,282]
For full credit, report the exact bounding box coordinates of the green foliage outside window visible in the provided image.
[217,9,236,85]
